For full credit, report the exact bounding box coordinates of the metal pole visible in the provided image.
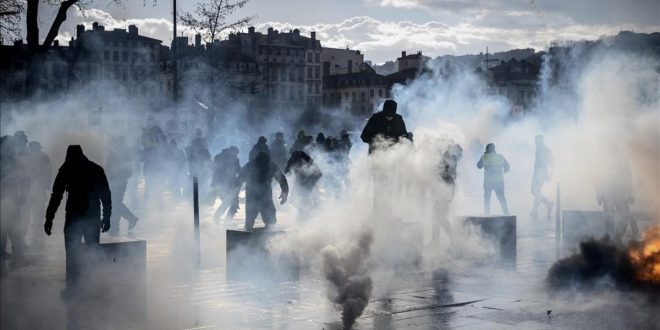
[555,182,561,259]
[172,0,178,103]
[193,176,200,267]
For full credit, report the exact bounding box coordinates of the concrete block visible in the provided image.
[460,215,516,259]
[226,227,298,281]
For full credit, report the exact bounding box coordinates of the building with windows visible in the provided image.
[322,64,389,115]
[321,47,364,76]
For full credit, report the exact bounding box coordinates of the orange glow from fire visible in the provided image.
[628,225,660,285]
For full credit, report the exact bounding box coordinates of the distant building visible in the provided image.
[322,64,389,115]
[210,27,323,109]
[321,47,364,76]
[397,51,429,72]
[487,58,540,110]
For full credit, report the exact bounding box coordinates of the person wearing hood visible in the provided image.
[270,132,288,170]
[285,150,322,221]
[236,152,288,231]
[360,99,408,154]
[211,146,241,221]
[105,137,138,236]
[1,135,30,259]
[531,135,554,219]
[477,143,510,215]
[24,141,52,249]
[45,145,112,292]
[290,130,313,154]
[248,136,271,162]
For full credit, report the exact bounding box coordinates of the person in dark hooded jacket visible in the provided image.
[248,136,271,161]
[270,132,288,170]
[211,146,241,221]
[45,145,112,291]
[285,150,322,221]
[236,152,288,231]
[360,99,408,154]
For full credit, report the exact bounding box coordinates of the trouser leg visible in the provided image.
[244,198,259,231]
[64,223,84,288]
[494,184,509,215]
[484,187,492,215]
[261,199,277,227]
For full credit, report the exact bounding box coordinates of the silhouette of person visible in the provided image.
[1,135,30,259]
[248,136,270,161]
[211,146,241,221]
[186,132,212,201]
[285,150,322,220]
[105,137,138,236]
[432,143,463,243]
[165,139,186,199]
[24,141,52,249]
[477,143,510,215]
[270,132,288,170]
[290,130,313,154]
[531,135,554,218]
[236,152,288,231]
[360,99,408,154]
[45,145,112,293]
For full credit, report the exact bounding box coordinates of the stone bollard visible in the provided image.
[460,215,517,260]
[226,227,298,281]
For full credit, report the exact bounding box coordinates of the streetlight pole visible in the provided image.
[172,0,178,104]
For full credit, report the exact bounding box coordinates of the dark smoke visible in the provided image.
[547,236,660,292]
[321,230,373,329]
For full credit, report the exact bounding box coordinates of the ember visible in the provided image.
[628,226,660,285]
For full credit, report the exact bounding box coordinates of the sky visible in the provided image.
[29,0,660,63]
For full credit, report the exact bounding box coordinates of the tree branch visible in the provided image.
[42,0,79,49]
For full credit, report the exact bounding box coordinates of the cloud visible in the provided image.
[52,7,659,64]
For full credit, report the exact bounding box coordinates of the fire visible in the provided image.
[628,225,660,285]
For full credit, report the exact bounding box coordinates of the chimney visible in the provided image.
[76,24,85,38]
[248,26,255,34]
[268,27,274,37]
[195,34,201,47]
[92,22,100,31]
[293,28,300,36]
[401,51,406,58]
[54,40,59,47]
[128,24,138,35]
[311,31,316,40]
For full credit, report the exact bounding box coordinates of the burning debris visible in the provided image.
[321,230,373,329]
[547,225,660,290]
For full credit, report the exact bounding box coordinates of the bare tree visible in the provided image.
[179,0,255,44]
[0,0,24,43]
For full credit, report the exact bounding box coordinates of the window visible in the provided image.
[352,92,356,101]
[370,89,374,98]
[113,51,119,61]
[307,53,312,63]
[361,91,366,101]
[314,67,320,78]
[123,52,128,62]
[289,68,294,81]
[307,67,312,78]
[298,68,303,81]
[315,53,320,63]
[104,51,109,60]
[315,83,320,94]
[150,53,156,62]
[378,89,383,97]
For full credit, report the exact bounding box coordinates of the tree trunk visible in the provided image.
[42,0,78,49]
[26,0,39,50]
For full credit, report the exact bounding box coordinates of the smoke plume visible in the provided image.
[321,230,373,329]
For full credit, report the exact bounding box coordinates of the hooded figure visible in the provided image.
[237,152,288,231]
[24,141,52,249]
[211,146,241,221]
[531,135,554,218]
[477,143,510,215]
[249,136,271,161]
[270,132,288,170]
[45,145,112,290]
[285,151,322,221]
[360,100,408,154]
[290,130,313,154]
[1,135,30,258]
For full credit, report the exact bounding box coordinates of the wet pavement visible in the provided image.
[2,194,659,330]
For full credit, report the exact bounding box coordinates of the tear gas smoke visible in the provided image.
[321,230,373,329]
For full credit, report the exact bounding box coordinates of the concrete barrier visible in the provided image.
[460,215,517,260]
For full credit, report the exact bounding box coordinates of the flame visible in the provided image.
[628,225,660,285]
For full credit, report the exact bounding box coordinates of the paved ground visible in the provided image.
[2,193,659,330]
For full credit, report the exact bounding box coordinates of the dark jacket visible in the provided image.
[360,111,408,153]
[237,153,288,201]
[46,146,112,227]
[212,149,241,188]
[284,151,322,189]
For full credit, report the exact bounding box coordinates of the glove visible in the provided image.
[279,192,288,205]
[101,219,111,233]
[44,219,53,236]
